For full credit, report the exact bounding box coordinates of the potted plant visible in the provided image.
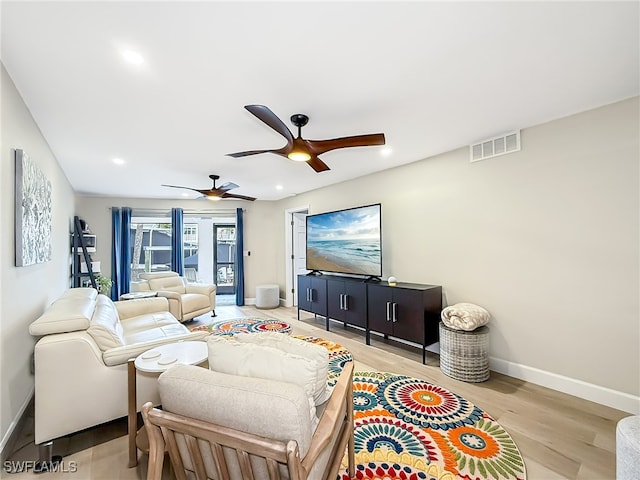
[95,275,113,296]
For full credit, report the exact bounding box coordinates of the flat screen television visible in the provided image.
[306,203,382,278]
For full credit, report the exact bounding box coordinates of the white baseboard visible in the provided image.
[244,298,286,308]
[0,386,34,458]
[490,356,640,414]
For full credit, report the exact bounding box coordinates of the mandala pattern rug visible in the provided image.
[297,336,527,480]
[190,317,291,336]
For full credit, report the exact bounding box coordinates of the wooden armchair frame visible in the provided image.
[141,362,355,480]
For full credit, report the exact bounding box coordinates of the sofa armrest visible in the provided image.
[185,283,216,297]
[114,297,169,320]
[155,291,182,319]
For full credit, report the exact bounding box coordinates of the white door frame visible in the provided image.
[284,204,309,307]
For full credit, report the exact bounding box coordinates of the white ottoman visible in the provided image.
[617,415,640,480]
[255,284,279,309]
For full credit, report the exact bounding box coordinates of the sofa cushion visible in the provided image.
[87,296,125,350]
[123,321,191,345]
[158,364,315,458]
[236,332,330,405]
[139,271,186,294]
[148,276,186,294]
[29,288,98,336]
[101,329,209,366]
[120,311,181,335]
[207,336,318,426]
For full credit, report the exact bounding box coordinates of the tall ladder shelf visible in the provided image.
[72,216,97,289]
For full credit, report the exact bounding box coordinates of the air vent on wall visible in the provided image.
[470,131,521,162]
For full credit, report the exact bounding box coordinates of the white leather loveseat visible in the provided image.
[28,288,209,447]
[132,271,217,322]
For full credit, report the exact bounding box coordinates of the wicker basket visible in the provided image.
[439,322,490,382]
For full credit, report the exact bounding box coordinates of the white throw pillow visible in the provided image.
[207,335,319,426]
[235,332,331,405]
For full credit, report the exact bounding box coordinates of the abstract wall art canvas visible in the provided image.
[15,149,52,266]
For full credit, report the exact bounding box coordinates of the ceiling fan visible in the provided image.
[226,105,386,172]
[162,174,256,201]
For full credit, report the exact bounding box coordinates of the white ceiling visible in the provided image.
[2,1,638,201]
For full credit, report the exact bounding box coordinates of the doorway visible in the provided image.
[284,206,309,307]
[214,224,236,295]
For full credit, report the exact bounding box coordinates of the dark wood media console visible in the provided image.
[297,274,442,364]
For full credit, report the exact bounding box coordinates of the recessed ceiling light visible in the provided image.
[275,185,284,190]
[122,50,144,65]
[112,158,125,165]
[380,148,392,157]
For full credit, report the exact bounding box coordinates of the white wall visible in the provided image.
[275,97,639,412]
[0,64,76,452]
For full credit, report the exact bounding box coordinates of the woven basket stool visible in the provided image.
[439,322,490,382]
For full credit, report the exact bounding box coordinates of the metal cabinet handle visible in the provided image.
[343,294,349,311]
[392,302,398,323]
[386,301,392,321]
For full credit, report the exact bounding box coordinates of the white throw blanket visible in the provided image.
[441,303,490,331]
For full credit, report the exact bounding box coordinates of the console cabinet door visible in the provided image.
[390,288,424,344]
[309,277,327,316]
[297,275,312,312]
[327,279,367,328]
[367,284,394,335]
[297,275,327,316]
[344,282,367,328]
[327,280,346,322]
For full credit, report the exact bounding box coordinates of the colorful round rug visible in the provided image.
[190,317,291,336]
[296,337,526,480]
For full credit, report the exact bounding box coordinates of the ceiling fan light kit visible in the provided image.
[227,104,386,172]
[287,151,311,162]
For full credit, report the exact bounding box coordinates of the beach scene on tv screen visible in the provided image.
[306,205,381,276]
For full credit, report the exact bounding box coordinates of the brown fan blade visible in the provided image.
[306,155,330,173]
[162,184,202,194]
[245,105,294,143]
[308,133,386,156]
[221,192,256,201]
[227,149,279,158]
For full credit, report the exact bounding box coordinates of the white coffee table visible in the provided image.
[128,341,208,467]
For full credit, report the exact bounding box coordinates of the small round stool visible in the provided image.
[255,284,280,309]
[439,322,490,382]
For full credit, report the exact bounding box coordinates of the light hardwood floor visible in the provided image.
[5,304,629,479]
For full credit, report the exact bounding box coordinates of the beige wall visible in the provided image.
[0,64,76,451]
[76,98,639,412]
[74,198,281,300]
[275,97,639,410]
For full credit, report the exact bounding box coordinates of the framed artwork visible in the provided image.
[15,149,52,266]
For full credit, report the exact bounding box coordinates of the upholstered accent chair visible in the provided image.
[132,271,216,322]
[141,361,355,480]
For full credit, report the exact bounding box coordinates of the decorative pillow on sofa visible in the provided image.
[207,335,321,421]
[235,332,331,405]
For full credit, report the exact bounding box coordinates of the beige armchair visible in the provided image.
[133,271,216,322]
[141,361,355,480]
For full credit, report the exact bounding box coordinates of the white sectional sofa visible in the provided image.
[28,288,209,447]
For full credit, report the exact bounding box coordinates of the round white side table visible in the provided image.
[128,341,208,467]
